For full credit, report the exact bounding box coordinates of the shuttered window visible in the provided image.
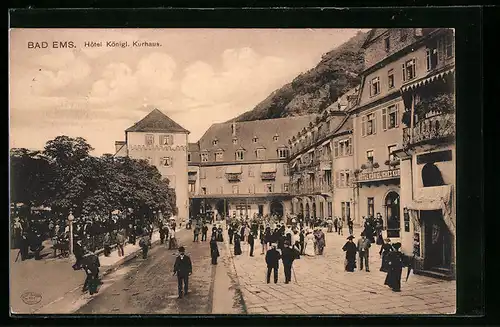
[361,116,367,137]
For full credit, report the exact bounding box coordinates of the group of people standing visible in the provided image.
[341,213,411,292]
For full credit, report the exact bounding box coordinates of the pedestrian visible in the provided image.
[201,224,208,241]
[316,228,326,255]
[265,243,281,284]
[193,225,200,242]
[139,233,151,259]
[159,222,166,244]
[228,225,234,244]
[337,218,343,235]
[357,232,371,272]
[281,240,299,284]
[210,236,219,265]
[173,246,192,298]
[217,225,224,242]
[168,227,177,250]
[248,232,255,257]
[116,229,125,257]
[304,229,315,257]
[375,213,384,245]
[342,235,357,272]
[327,217,333,233]
[333,217,338,233]
[19,231,29,261]
[240,225,246,243]
[103,232,111,257]
[347,219,354,236]
[384,242,405,292]
[81,249,101,295]
[233,232,242,256]
[379,238,394,272]
[299,229,305,255]
[259,226,266,255]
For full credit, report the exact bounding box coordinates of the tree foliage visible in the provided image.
[10,136,177,219]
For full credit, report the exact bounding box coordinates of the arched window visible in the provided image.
[422,163,445,187]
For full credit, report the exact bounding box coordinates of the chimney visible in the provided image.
[231,122,236,136]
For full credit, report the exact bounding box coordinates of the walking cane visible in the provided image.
[292,266,298,284]
[15,249,21,262]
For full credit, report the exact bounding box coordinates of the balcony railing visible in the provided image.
[403,113,455,149]
[356,168,400,183]
[226,173,241,181]
[261,172,276,180]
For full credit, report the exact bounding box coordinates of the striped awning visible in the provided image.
[261,163,277,173]
[401,67,455,92]
[226,165,242,174]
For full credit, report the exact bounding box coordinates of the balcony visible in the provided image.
[188,174,197,183]
[261,172,276,180]
[356,168,400,184]
[403,113,455,149]
[226,173,241,182]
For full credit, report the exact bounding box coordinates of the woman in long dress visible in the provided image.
[233,232,242,255]
[304,230,316,257]
[210,236,220,265]
[342,235,357,272]
[384,242,406,292]
[379,238,394,272]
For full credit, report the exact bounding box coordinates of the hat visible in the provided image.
[178,246,185,253]
[347,235,355,240]
[284,240,290,246]
[393,242,402,250]
[385,238,391,243]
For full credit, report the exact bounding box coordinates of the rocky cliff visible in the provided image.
[230,31,367,122]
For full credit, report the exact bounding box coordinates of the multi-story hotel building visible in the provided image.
[288,87,358,222]
[397,28,456,279]
[349,28,455,279]
[187,116,316,219]
[115,108,190,222]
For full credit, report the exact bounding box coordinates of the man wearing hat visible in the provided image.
[342,235,357,272]
[173,246,192,298]
[281,240,299,284]
[265,243,281,284]
[357,232,371,272]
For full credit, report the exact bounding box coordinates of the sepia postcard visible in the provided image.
[9,27,456,315]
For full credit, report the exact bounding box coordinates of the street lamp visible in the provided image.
[67,211,75,260]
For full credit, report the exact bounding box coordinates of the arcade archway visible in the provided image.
[270,200,284,217]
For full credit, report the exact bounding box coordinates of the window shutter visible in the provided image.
[368,79,372,97]
[348,137,353,155]
[373,112,377,134]
[382,108,387,130]
[395,104,400,127]
[402,63,406,82]
[336,171,340,188]
[334,141,339,157]
[412,59,417,78]
[170,157,174,168]
[361,116,367,136]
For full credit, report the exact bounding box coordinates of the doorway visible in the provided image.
[305,203,310,218]
[312,202,317,218]
[422,210,453,272]
[215,200,228,218]
[385,191,400,238]
[258,205,264,216]
[270,201,284,217]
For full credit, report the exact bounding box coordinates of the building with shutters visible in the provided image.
[288,87,358,223]
[187,115,317,219]
[349,28,455,279]
[114,108,190,223]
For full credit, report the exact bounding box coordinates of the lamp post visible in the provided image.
[68,211,75,260]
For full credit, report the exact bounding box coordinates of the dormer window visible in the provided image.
[201,153,209,162]
[232,138,238,144]
[273,134,279,142]
[212,139,218,146]
[278,148,289,159]
[255,148,266,160]
[145,134,154,146]
[236,150,244,161]
[253,136,258,143]
[160,135,173,146]
[215,151,224,162]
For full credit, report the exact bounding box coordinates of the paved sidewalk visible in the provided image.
[230,227,456,315]
[10,230,162,314]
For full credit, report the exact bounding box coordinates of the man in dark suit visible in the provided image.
[173,246,192,298]
[201,224,208,241]
[281,240,300,284]
[248,232,255,257]
[265,243,281,284]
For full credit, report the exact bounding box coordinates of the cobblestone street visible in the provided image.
[230,227,456,315]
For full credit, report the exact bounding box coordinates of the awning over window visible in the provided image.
[261,163,277,173]
[225,165,242,174]
[407,185,455,235]
[401,67,455,93]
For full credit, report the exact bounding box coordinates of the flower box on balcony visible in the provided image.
[226,173,241,181]
[261,172,276,180]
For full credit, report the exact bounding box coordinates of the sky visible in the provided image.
[9,28,367,156]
